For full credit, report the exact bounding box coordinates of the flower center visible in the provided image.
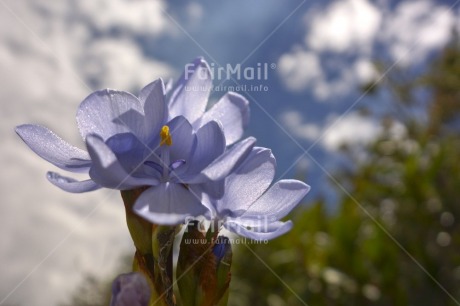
[160,125,172,146]
[144,125,186,181]
[159,126,171,178]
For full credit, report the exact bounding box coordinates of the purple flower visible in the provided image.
[202,147,310,241]
[110,272,150,306]
[16,77,254,224]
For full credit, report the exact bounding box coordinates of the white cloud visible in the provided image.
[277,0,382,99]
[277,0,457,98]
[81,38,173,90]
[187,2,204,26]
[277,50,378,100]
[277,48,321,92]
[307,0,381,53]
[320,112,407,151]
[280,110,320,141]
[0,0,173,305]
[76,0,168,36]
[353,58,378,84]
[383,0,456,65]
[322,112,380,150]
[280,111,388,152]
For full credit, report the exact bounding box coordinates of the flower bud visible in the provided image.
[110,272,151,306]
[213,236,233,306]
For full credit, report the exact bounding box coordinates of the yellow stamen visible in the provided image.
[160,125,172,146]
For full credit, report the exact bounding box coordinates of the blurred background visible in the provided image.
[1,0,459,305]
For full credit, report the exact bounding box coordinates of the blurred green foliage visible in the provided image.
[64,33,460,306]
[230,34,460,306]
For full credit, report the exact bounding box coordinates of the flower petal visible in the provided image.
[225,220,293,241]
[86,135,157,190]
[105,133,146,172]
[188,182,224,219]
[133,183,207,225]
[47,171,101,193]
[77,89,145,141]
[185,120,225,175]
[216,147,276,217]
[198,92,249,146]
[241,180,310,220]
[139,78,167,142]
[168,116,196,162]
[15,124,91,173]
[195,180,225,202]
[168,57,212,123]
[186,137,256,183]
[164,78,174,94]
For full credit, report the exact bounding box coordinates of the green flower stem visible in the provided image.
[177,222,207,306]
[122,190,232,306]
[121,189,172,306]
[121,188,153,254]
[177,222,232,306]
[132,250,164,305]
[152,225,177,306]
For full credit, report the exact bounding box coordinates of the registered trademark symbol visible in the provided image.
[270,63,276,69]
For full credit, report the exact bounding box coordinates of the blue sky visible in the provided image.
[0,0,458,305]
